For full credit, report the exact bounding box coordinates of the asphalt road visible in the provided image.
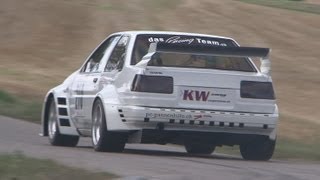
[0,116,319,180]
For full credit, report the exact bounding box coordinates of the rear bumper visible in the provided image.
[105,105,278,140]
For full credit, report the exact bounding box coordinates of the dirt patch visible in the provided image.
[0,0,95,97]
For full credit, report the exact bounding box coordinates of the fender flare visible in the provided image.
[94,85,128,131]
[40,92,54,136]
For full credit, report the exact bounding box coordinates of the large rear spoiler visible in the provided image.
[136,42,271,75]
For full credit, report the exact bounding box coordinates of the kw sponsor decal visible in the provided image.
[146,113,192,119]
[183,90,210,101]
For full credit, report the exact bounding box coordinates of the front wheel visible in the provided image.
[47,100,79,147]
[91,99,127,152]
[240,137,276,161]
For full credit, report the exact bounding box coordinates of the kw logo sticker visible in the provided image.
[183,90,210,101]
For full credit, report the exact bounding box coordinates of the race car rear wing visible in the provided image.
[136,42,271,75]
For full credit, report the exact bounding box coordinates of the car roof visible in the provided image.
[110,31,234,41]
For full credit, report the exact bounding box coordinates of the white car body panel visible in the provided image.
[41,31,279,144]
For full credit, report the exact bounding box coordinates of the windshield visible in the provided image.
[131,34,256,72]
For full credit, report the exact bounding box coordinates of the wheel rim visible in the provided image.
[92,103,102,145]
[48,102,57,139]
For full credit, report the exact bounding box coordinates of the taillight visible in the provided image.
[131,75,173,94]
[241,81,275,100]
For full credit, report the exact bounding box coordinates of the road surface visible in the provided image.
[0,115,319,180]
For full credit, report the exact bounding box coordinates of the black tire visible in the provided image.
[91,99,127,152]
[184,141,216,155]
[240,137,276,161]
[47,100,79,147]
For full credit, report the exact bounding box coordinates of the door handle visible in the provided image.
[93,78,98,83]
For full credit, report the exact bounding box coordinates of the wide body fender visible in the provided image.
[96,84,130,131]
[40,71,79,136]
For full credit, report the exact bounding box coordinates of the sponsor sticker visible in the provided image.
[145,113,214,121]
[183,90,210,101]
[146,113,192,119]
[181,89,231,104]
[148,36,227,46]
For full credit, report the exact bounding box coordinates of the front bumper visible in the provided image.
[105,105,278,139]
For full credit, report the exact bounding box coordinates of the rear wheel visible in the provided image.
[92,99,127,152]
[184,141,215,155]
[240,137,276,161]
[48,100,79,147]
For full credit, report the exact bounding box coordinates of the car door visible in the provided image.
[69,35,120,130]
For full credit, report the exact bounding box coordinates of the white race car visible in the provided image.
[40,31,278,160]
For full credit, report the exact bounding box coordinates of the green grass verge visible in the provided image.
[216,136,320,161]
[142,0,182,9]
[0,90,42,123]
[237,0,320,14]
[0,152,117,180]
[273,138,320,161]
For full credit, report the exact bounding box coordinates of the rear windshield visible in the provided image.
[131,34,256,72]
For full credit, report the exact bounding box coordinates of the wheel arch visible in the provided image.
[92,96,107,125]
[92,96,103,116]
[94,90,128,131]
[40,71,79,137]
[41,92,55,136]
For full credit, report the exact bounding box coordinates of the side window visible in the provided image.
[82,36,117,73]
[105,36,129,72]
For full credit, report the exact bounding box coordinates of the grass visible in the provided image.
[0,152,117,180]
[143,0,182,9]
[237,0,320,14]
[274,138,320,161]
[216,137,320,161]
[0,90,42,123]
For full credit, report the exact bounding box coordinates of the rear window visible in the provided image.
[131,34,256,72]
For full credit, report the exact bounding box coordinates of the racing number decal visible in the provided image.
[75,83,84,110]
